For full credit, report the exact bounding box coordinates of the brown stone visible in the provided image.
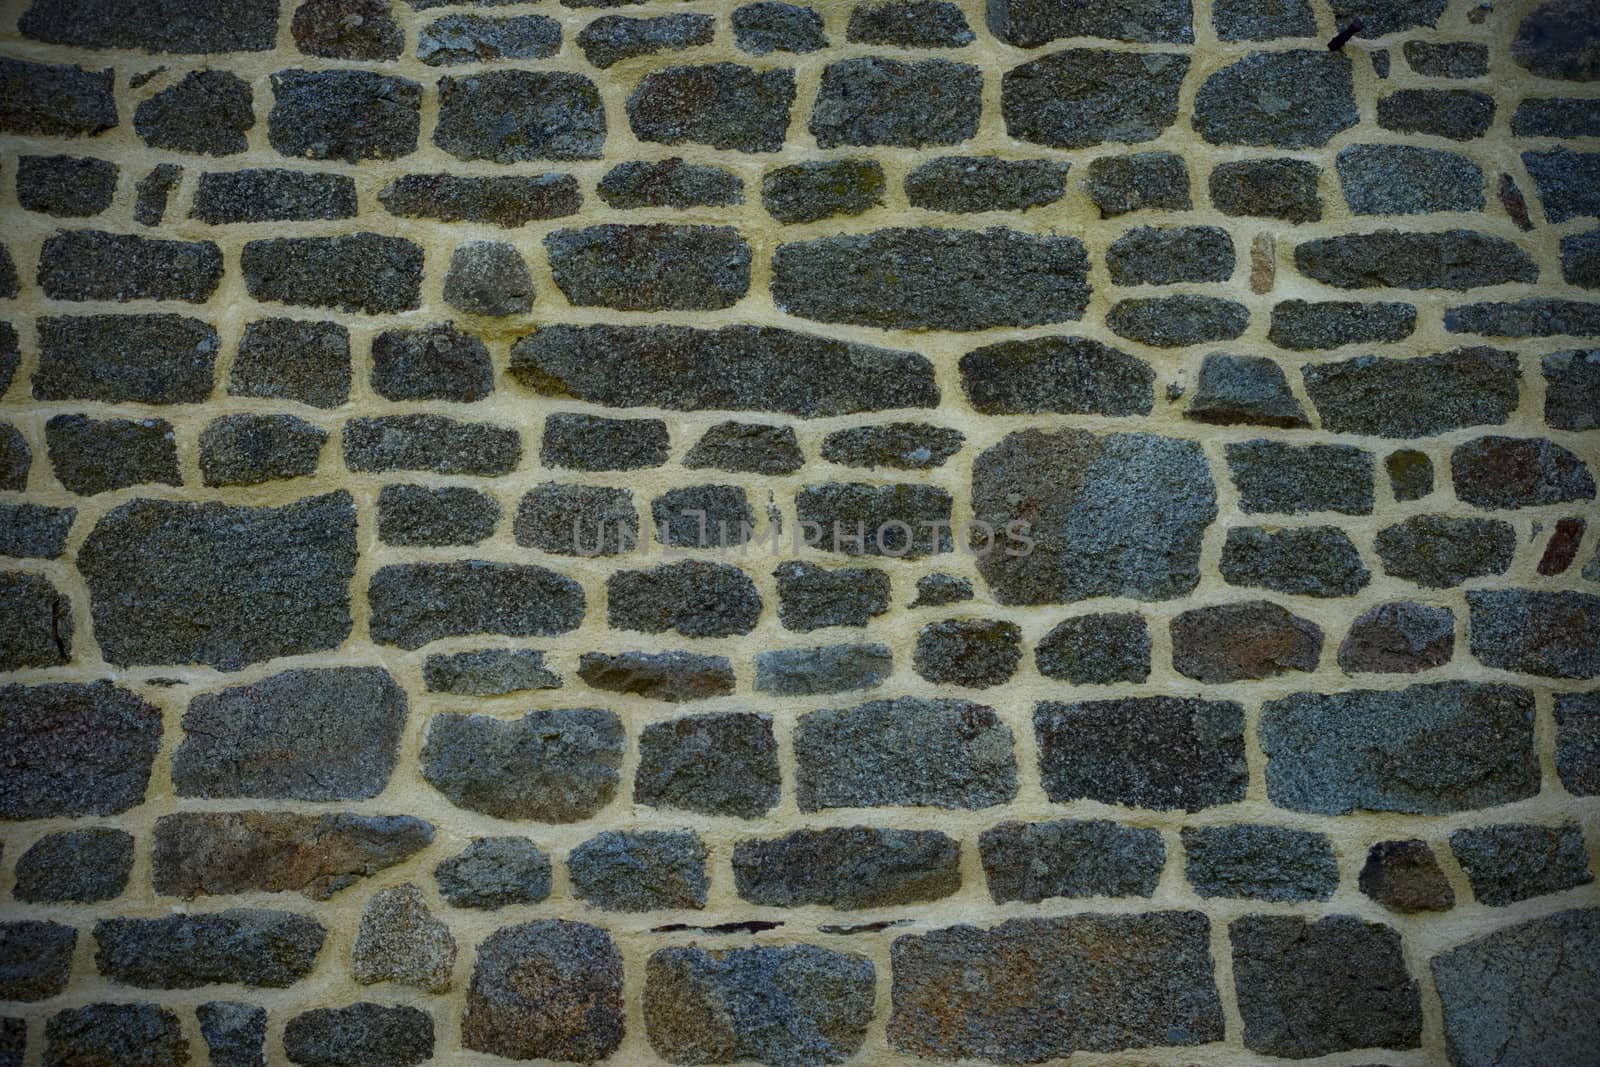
[1539,517,1587,575]
[463,921,624,1062]
[1360,840,1455,912]
[1171,601,1323,683]
[1250,232,1275,293]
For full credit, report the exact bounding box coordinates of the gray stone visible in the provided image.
[646,944,872,1066]
[1003,49,1188,148]
[378,485,499,546]
[1375,515,1515,587]
[423,649,556,695]
[960,335,1153,416]
[578,650,735,701]
[1036,612,1150,684]
[0,922,74,1001]
[685,422,802,473]
[0,682,161,819]
[821,423,963,470]
[38,230,221,303]
[543,413,669,473]
[1329,0,1446,35]
[1512,96,1600,136]
[651,483,752,549]
[1339,601,1455,674]
[0,503,75,560]
[243,233,422,314]
[1433,908,1600,1067]
[13,828,133,903]
[1226,440,1373,514]
[152,812,433,900]
[197,1002,265,1067]
[370,322,492,403]
[421,708,621,821]
[379,173,581,225]
[0,572,70,670]
[1186,353,1308,427]
[436,70,603,161]
[1452,435,1594,509]
[268,70,419,162]
[1295,229,1536,290]
[283,1004,433,1067]
[776,561,889,630]
[1524,147,1600,223]
[811,57,980,148]
[732,2,827,53]
[436,838,552,909]
[890,913,1223,1059]
[1221,525,1370,597]
[1513,0,1600,79]
[570,831,708,912]
[1231,915,1421,1057]
[1338,144,1484,215]
[1445,298,1600,337]
[1213,0,1314,39]
[849,1,972,46]
[1107,225,1234,284]
[1106,295,1249,345]
[1037,697,1246,811]
[1360,840,1454,912]
[635,712,779,817]
[1469,589,1600,678]
[905,156,1067,213]
[914,618,1021,687]
[608,561,761,637]
[1183,825,1336,902]
[17,155,117,217]
[369,561,582,648]
[1195,51,1356,147]
[93,910,326,989]
[578,14,712,68]
[173,667,406,801]
[1556,690,1600,795]
[0,427,27,492]
[198,413,325,488]
[755,643,892,696]
[1309,346,1519,437]
[43,1004,186,1066]
[292,0,403,59]
[986,0,1192,44]
[1404,40,1489,77]
[795,482,952,557]
[981,819,1164,902]
[514,483,635,556]
[763,159,883,223]
[0,323,15,392]
[134,70,253,156]
[231,318,349,408]
[736,827,959,908]
[419,13,561,64]
[1209,157,1323,222]
[598,159,743,208]
[444,241,533,317]
[912,573,971,607]
[463,921,624,1062]
[343,415,520,475]
[191,168,355,223]
[546,223,750,310]
[1171,601,1323,683]
[79,493,356,669]
[1261,681,1537,813]
[352,885,456,992]
[1082,150,1190,216]
[20,0,277,51]
[1377,88,1495,141]
[0,1017,19,1067]
[796,697,1016,810]
[1564,229,1600,287]
[971,429,1216,603]
[1452,822,1593,906]
[629,63,793,152]
[1268,299,1416,350]
[0,58,116,137]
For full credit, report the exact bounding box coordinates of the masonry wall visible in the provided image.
[1,0,1598,1063]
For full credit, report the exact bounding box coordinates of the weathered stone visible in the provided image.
[94,910,325,989]
[20,0,278,51]
[1512,96,1600,136]
[378,485,499,547]
[912,573,971,608]
[1512,0,1600,79]
[987,0,1191,44]
[1183,825,1336,902]
[79,493,356,669]
[635,713,778,817]
[1325,0,1445,35]
[1303,346,1519,437]
[820,423,963,471]
[972,429,1215,603]
[197,1002,265,1067]
[755,643,891,696]
[444,241,533,318]
[1214,0,1314,39]
[1376,88,1495,140]
[1221,526,1369,598]
[436,839,552,909]
[1106,295,1249,345]
[1340,601,1454,675]
[192,168,356,223]
[646,944,872,1065]
[134,70,252,156]
[570,830,707,912]
[1445,297,1600,337]
[598,158,742,209]
[17,155,116,217]
[369,561,582,648]
[1360,840,1454,912]
[608,561,760,637]
[463,921,623,1061]
[43,1004,186,1066]
[982,819,1164,902]
[1208,157,1323,222]
[1,922,75,1002]
[1295,230,1536,289]
[198,414,325,488]
[578,650,735,701]
[795,482,952,558]
[421,708,621,821]
[0,427,28,492]
[0,503,74,560]
[681,424,798,476]
[0,1017,19,1067]
[1082,151,1190,216]
[0,323,15,391]
[44,415,177,496]
[1226,440,1372,515]
[1186,353,1308,427]
[419,13,561,64]
[292,0,402,59]
[1231,915,1421,1057]
[1338,144,1484,215]
[775,561,889,631]
[629,63,793,152]
[1452,435,1594,509]
[905,156,1066,213]
[811,57,980,148]
[231,318,349,408]
[1540,517,1588,575]
[1035,612,1150,684]
[268,70,419,162]
[1195,51,1356,147]
[1526,148,1600,226]
[1268,299,1416,350]
[284,1004,432,1067]
[379,173,580,226]
[370,322,491,403]
[243,233,422,314]
[890,913,1223,1059]
[38,230,222,304]
[960,335,1152,416]
[513,483,634,557]
[0,58,116,137]
[0,683,160,820]
[732,1,827,53]
[1555,691,1600,795]
[1261,681,1537,813]
[913,618,1021,688]
[1003,49,1188,148]
[1107,225,1234,285]
[352,885,455,992]
[435,70,602,161]
[423,649,556,696]
[1375,515,1515,588]
[1469,589,1600,678]
[1404,40,1489,77]
[735,827,958,909]
[14,829,133,904]
[1037,697,1246,811]
[849,1,972,46]
[762,159,883,224]
[546,223,750,310]
[152,811,433,900]
[579,13,711,68]
[343,415,519,475]
[0,572,70,670]
[1452,822,1593,907]
[1564,229,1600,288]
[651,483,753,548]
[1171,601,1322,683]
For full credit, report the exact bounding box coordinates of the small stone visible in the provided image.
[436,70,603,161]
[0,427,27,492]
[913,618,1022,688]
[1405,40,1489,77]
[1563,229,1600,287]
[1221,525,1370,598]
[0,503,75,560]
[38,230,222,304]
[379,173,581,225]
[292,0,403,59]
[134,70,253,155]
[268,69,419,162]
[173,667,406,801]
[578,14,712,68]
[13,828,133,904]
[762,159,884,224]
[1452,435,1594,509]
[960,335,1153,416]
[0,58,116,137]
[1231,915,1421,1058]
[1186,353,1308,428]
[1303,346,1520,437]
[0,682,161,819]
[1374,515,1515,588]
[1004,49,1187,149]
[1036,697,1246,811]
[1296,229,1536,290]
[543,414,667,474]
[735,827,959,908]
[1107,225,1234,285]
[231,318,349,408]
[463,921,624,1062]
[811,57,981,148]
[0,573,70,670]
[343,415,520,475]
[755,643,892,696]
[1512,96,1600,136]
[378,485,500,547]
[635,712,779,817]
[244,233,422,314]
[93,910,326,989]
[420,707,622,821]
[1171,601,1323,683]
[1338,144,1484,215]
[1377,88,1495,140]
[1468,588,1600,678]
[1340,601,1454,674]
[20,0,278,51]
[191,168,356,223]
[1208,157,1323,222]
[1226,440,1372,514]
[652,484,754,547]
[436,838,552,909]
[44,414,177,496]
[570,830,707,912]
[513,483,635,557]
[820,423,963,470]
[1269,299,1416,350]
[1451,822,1594,906]
[1386,450,1434,501]
[198,414,326,488]
[284,1004,433,1067]
[0,323,15,391]
[17,155,117,217]
[1555,691,1600,795]
[578,650,735,702]
[546,223,749,311]
[352,885,456,992]
[1524,147,1600,224]
[1036,613,1150,684]
[1106,295,1249,346]
[43,1004,186,1067]
[1196,51,1356,147]
[423,649,556,696]
[608,560,760,637]
[419,13,561,64]
[775,560,889,631]
[1183,825,1336,902]
[198,1002,266,1067]
[1082,151,1190,217]
[1214,0,1315,39]
[370,322,492,403]
[905,156,1066,213]
[982,819,1164,902]
[369,561,583,649]
[1445,298,1600,337]
[732,2,827,53]
[1360,840,1454,912]
[795,482,953,558]
[629,63,793,152]
[1540,517,1587,575]
[597,159,743,208]
[685,422,802,473]
[0,922,74,1001]
[911,573,971,607]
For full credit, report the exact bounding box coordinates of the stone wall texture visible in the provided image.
[1,0,1598,1063]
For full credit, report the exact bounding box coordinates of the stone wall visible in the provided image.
[1,0,1598,1063]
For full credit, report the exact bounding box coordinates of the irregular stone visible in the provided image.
[94,910,326,989]
[268,69,419,162]
[1378,90,1495,143]
[654,485,750,547]
[134,70,252,156]
[1221,526,1369,597]
[608,561,760,637]
[292,0,403,59]
[343,415,519,475]
[198,1002,265,1067]
[0,572,70,670]
[1564,229,1600,287]
[1512,0,1600,79]
[1195,51,1356,147]
[890,913,1223,1059]
[435,70,602,161]
[959,336,1152,416]
[905,156,1066,213]
[378,485,500,546]
[0,1017,19,1067]
[1106,295,1249,345]
[38,230,222,303]
[1555,691,1600,795]
[629,63,793,152]
[0,503,75,560]
[1208,157,1323,223]
[971,429,1215,603]
[1451,822,1593,906]
[795,482,952,557]
[986,0,1192,44]
[981,819,1165,902]
[0,323,15,391]
[17,155,117,216]
[1268,299,1416,349]
[1295,229,1536,289]
[444,241,532,317]
[1171,601,1322,683]
[369,561,583,648]
[579,13,711,68]
[1037,697,1246,811]
[0,58,116,137]
[732,1,827,53]
[1082,150,1190,216]
[43,1004,186,1066]
[597,158,742,208]
[1512,96,1600,136]
[578,650,735,702]
[1445,298,1600,337]
[1387,450,1435,501]
[1226,440,1372,514]
[43,415,177,496]
[436,838,552,909]
[755,643,892,696]
[13,828,133,903]
[820,423,963,470]
[0,682,160,820]
[173,667,405,801]
[570,830,707,912]
[352,885,456,992]
[1338,144,1484,215]
[1468,589,1600,678]
[1231,915,1421,1057]
[0,427,27,492]
[192,168,356,223]
[762,159,883,223]
[514,483,634,556]
[849,1,972,46]
[1404,40,1489,77]
[1360,840,1454,912]
[243,233,422,314]
[684,422,802,474]
[911,573,971,607]
[1375,515,1515,588]
[1183,825,1336,902]
[421,707,622,821]
[19,0,278,51]
[1524,147,1600,224]
[79,493,356,669]
[379,173,580,225]
[1540,516,1588,575]
[0,922,75,1000]
[913,618,1021,688]
[735,828,958,908]
[462,921,624,1062]
[1451,435,1594,509]
[775,560,889,631]
[1003,49,1188,148]
[1303,346,1520,437]
[1186,353,1308,428]
[1340,601,1454,675]
[1035,612,1150,684]
[284,1004,432,1067]
[635,712,779,817]
[811,57,980,148]
[546,223,749,310]
[370,322,491,403]
[198,413,326,487]
[231,318,349,408]
[1213,0,1314,39]
[152,811,433,900]
[419,13,561,64]
[1107,225,1234,285]
[423,649,556,696]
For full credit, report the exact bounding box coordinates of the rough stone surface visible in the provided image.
[763,159,884,223]
[988,0,1192,45]
[570,831,708,911]
[1375,515,1516,587]
[981,819,1165,902]
[795,482,953,557]
[913,618,1021,687]
[231,318,350,409]
[1195,51,1356,147]
[847,1,971,46]
[1513,96,1600,137]
[1305,346,1519,440]
[1036,612,1150,684]
[244,234,423,314]
[93,910,327,989]
[0,427,28,493]
[579,14,713,68]
[1171,601,1323,683]
[911,573,972,608]
[192,168,356,223]
[1340,601,1455,674]
[811,57,980,148]
[420,13,561,64]
[1405,40,1489,77]
[598,159,743,208]
[283,1004,433,1067]
[1222,526,1370,597]
[1083,151,1191,216]
[1269,299,1417,350]
[1360,840,1454,912]
[0,504,76,560]
[1338,144,1484,215]
[0,58,117,137]
[1452,436,1595,510]
[14,828,134,904]
[293,0,403,59]
[1182,824,1338,901]
[1387,450,1435,501]
[198,1002,266,1067]
[735,827,958,909]
[0,922,75,1001]
[17,154,117,217]
[629,63,794,152]
[134,70,253,156]
[732,2,827,54]
[352,884,457,991]
[1377,89,1496,140]
[20,0,278,51]
[1227,440,1372,514]
[608,561,761,636]
[38,230,222,304]
[960,336,1153,416]
[1555,691,1600,796]
[0,572,71,670]
[513,483,634,556]
[820,423,963,470]
[435,70,603,161]
[1445,297,1600,338]
[1186,353,1307,428]
[462,921,624,1062]
[379,173,581,226]
[379,485,500,547]
[1107,225,1234,284]
[1003,49,1188,149]
[1106,295,1249,346]
[371,322,493,402]
[578,650,736,702]
[43,1004,187,1067]
[423,649,556,696]
[198,414,326,488]
[546,223,750,310]
[1451,822,1593,906]
[905,156,1067,213]
[754,643,892,696]
[1214,0,1315,40]
[420,708,622,820]
[369,561,583,648]
[343,415,520,475]
[0,682,161,819]
[268,70,420,162]
[436,838,552,909]
[635,712,779,818]
[1295,230,1537,290]
[1468,589,1600,678]
[444,241,533,317]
